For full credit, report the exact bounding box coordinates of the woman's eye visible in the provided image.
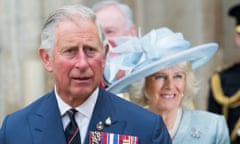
[175,74,183,79]
[154,75,165,80]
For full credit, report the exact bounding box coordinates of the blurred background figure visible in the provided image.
[208,3,240,144]
[92,0,137,99]
[92,0,137,47]
[105,27,230,143]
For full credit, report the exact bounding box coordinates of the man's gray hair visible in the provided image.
[92,1,134,29]
[40,4,107,55]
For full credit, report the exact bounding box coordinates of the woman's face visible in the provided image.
[145,66,186,113]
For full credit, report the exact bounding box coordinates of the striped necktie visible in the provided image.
[65,109,81,144]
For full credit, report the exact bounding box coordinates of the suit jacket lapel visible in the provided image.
[174,109,190,143]
[28,91,66,144]
[84,88,126,144]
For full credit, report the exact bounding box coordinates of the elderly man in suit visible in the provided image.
[0,4,171,144]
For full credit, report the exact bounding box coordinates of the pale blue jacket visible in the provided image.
[174,109,230,144]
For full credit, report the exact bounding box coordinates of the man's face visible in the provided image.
[235,32,240,47]
[96,5,136,47]
[41,18,106,106]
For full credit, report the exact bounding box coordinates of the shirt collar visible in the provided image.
[55,86,99,118]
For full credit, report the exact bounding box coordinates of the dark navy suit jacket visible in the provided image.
[0,87,171,144]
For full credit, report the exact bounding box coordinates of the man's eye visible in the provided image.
[66,49,73,53]
[63,48,77,57]
[106,31,114,34]
[105,30,116,36]
[84,47,97,56]
[86,47,95,52]
[66,49,75,53]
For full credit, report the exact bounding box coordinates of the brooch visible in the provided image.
[191,128,201,139]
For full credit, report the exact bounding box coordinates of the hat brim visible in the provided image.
[107,43,218,93]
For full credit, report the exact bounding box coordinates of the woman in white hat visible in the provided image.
[104,27,230,143]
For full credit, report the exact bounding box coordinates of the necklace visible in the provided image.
[169,108,182,139]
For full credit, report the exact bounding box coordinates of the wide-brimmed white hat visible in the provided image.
[104,27,218,94]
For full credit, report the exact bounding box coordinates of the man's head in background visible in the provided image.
[92,0,137,47]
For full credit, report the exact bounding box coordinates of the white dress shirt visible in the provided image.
[55,86,98,144]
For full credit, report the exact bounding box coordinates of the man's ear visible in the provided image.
[235,32,240,47]
[102,44,110,69]
[104,44,110,57]
[39,48,53,72]
[130,25,137,37]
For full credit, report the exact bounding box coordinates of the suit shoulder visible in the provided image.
[210,63,240,85]
[4,92,53,120]
[215,62,240,74]
[104,89,159,118]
